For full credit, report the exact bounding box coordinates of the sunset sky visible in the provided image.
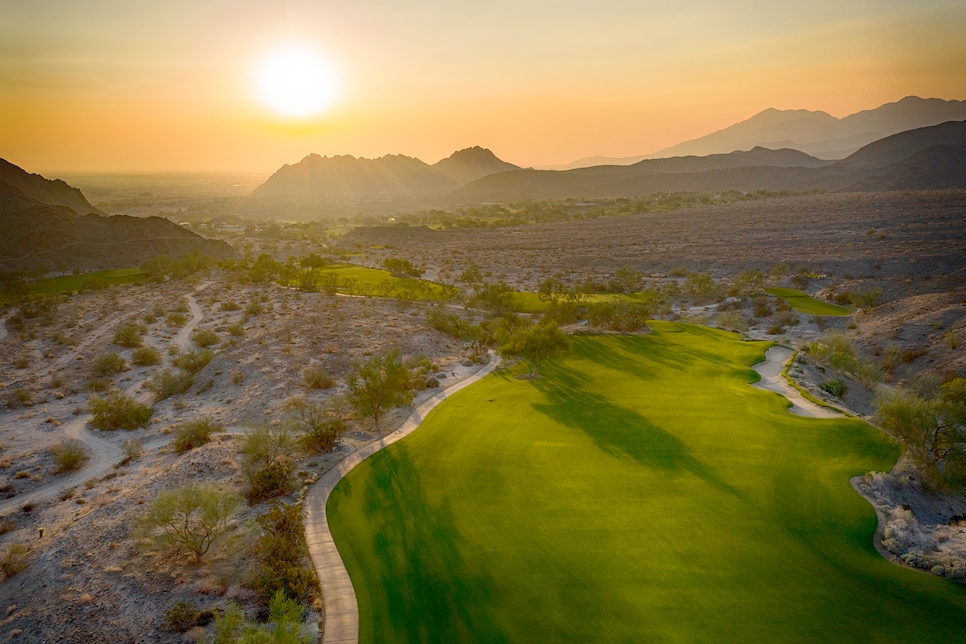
[2,0,964,174]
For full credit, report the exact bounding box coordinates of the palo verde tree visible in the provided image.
[140,484,240,562]
[499,320,571,377]
[875,378,966,489]
[347,347,413,431]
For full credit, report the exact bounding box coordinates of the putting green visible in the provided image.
[328,322,966,642]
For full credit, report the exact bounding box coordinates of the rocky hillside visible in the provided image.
[0,161,236,272]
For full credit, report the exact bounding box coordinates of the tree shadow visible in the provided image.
[351,443,504,642]
[532,377,742,498]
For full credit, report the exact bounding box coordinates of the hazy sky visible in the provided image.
[2,0,964,173]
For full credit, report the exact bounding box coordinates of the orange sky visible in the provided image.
[1,1,964,174]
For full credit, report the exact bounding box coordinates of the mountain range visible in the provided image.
[559,96,966,168]
[0,159,236,272]
[252,146,519,199]
[449,120,966,201]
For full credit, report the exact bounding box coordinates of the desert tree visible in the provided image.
[347,348,413,431]
[140,484,240,562]
[499,320,571,377]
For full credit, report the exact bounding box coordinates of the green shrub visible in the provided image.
[141,484,240,562]
[131,346,161,366]
[92,352,128,376]
[227,323,245,337]
[587,300,655,332]
[148,369,193,400]
[0,543,28,581]
[162,601,199,633]
[173,349,213,375]
[85,378,110,393]
[49,440,88,473]
[113,321,143,348]
[241,425,298,504]
[252,502,320,604]
[220,301,242,311]
[230,369,246,385]
[88,392,153,431]
[245,301,264,317]
[172,416,223,453]
[819,379,847,398]
[165,312,187,327]
[192,328,220,348]
[302,365,334,390]
[716,310,749,333]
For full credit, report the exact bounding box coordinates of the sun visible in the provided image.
[254,45,338,118]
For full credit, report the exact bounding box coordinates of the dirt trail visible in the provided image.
[0,287,208,516]
[751,346,842,419]
[303,353,502,644]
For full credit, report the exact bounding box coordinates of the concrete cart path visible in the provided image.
[304,353,502,644]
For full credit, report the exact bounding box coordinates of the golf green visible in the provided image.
[328,322,966,642]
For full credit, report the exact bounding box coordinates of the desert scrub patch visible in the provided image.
[113,321,144,348]
[131,346,162,366]
[173,349,213,375]
[148,369,193,400]
[0,543,28,581]
[92,352,128,376]
[49,440,89,473]
[172,416,223,453]
[88,391,153,431]
[302,365,334,390]
[192,328,220,348]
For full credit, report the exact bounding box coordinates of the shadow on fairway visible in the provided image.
[531,376,741,498]
[350,443,504,642]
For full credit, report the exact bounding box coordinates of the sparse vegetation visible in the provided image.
[49,440,88,473]
[192,328,219,348]
[348,348,413,430]
[112,321,143,347]
[147,369,193,400]
[140,484,240,562]
[92,352,128,376]
[0,543,28,581]
[131,346,162,366]
[240,424,298,504]
[88,391,153,430]
[171,416,223,453]
[252,501,320,604]
[173,349,213,374]
[302,365,334,390]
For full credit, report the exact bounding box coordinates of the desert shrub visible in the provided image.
[0,543,28,581]
[9,389,33,409]
[142,312,158,324]
[806,332,882,386]
[948,332,960,350]
[226,323,245,337]
[244,300,264,317]
[682,272,723,302]
[140,484,240,562]
[286,399,346,453]
[131,346,161,366]
[148,369,193,400]
[85,378,110,393]
[121,438,143,462]
[172,416,223,453]
[716,310,749,333]
[162,601,199,633]
[586,300,654,332]
[848,287,883,309]
[13,357,29,369]
[192,329,220,348]
[49,440,88,473]
[302,365,334,390]
[88,391,153,431]
[220,301,242,311]
[252,502,320,604]
[241,425,298,504]
[0,520,15,535]
[173,349,213,375]
[819,378,847,398]
[113,321,143,348]
[425,308,481,342]
[165,312,187,327]
[92,352,128,376]
[230,370,246,385]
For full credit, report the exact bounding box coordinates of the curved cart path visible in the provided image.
[0,286,208,515]
[751,346,841,419]
[304,354,502,644]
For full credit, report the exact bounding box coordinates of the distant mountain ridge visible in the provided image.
[560,96,966,168]
[0,158,102,215]
[449,120,966,201]
[0,160,236,272]
[252,146,519,199]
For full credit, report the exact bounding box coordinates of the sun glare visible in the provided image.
[254,45,338,118]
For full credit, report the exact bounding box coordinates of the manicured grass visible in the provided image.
[2,268,146,303]
[765,287,851,316]
[328,323,966,642]
[313,264,456,300]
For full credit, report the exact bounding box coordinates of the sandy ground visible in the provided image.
[751,346,843,419]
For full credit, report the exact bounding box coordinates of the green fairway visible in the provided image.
[2,268,146,303]
[313,264,456,300]
[328,323,966,642]
[765,287,851,316]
